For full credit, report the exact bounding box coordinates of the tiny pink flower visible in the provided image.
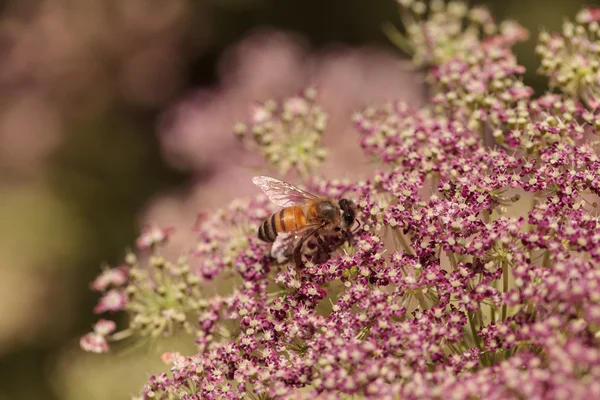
[250,102,272,124]
[93,319,117,335]
[160,351,182,364]
[80,332,109,353]
[136,225,175,249]
[577,7,600,23]
[93,289,127,314]
[283,95,310,116]
[90,265,129,291]
[500,20,529,43]
[192,212,208,232]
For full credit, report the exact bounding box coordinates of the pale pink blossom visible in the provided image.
[79,332,109,353]
[93,289,127,314]
[136,225,175,250]
[90,266,129,292]
[93,319,117,336]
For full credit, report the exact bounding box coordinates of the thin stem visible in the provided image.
[415,291,429,310]
[426,291,440,307]
[529,196,538,220]
[447,251,458,271]
[467,311,482,351]
[381,22,415,56]
[481,209,490,224]
[475,309,485,332]
[542,250,551,268]
[509,345,520,360]
[396,230,414,255]
[109,329,133,341]
[430,172,440,196]
[446,343,461,354]
[502,261,509,322]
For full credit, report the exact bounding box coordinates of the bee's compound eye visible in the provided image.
[339,199,349,209]
[343,211,355,226]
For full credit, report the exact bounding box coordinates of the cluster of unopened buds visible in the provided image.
[234,87,328,178]
[82,2,600,399]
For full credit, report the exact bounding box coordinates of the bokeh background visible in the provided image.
[0,0,595,399]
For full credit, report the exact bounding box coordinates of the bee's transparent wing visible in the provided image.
[270,224,323,262]
[270,231,298,262]
[252,176,318,208]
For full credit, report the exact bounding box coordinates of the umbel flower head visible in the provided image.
[83,3,600,400]
[537,8,600,108]
[234,86,328,178]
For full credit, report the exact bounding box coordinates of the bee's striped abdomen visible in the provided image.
[258,206,307,242]
[258,212,278,242]
[282,206,306,231]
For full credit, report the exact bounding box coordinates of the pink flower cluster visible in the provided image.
[82,3,600,400]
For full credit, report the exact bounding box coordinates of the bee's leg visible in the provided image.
[344,229,355,245]
[343,230,351,244]
[335,226,351,242]
[315,233,325,247]
[293,244,303,268]
[352,219,362,233]
[313,233,329,254]
[293,225,325,268]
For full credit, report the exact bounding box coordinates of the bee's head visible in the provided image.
[338,198,357,230]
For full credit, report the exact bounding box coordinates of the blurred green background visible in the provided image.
[0,0,594,399]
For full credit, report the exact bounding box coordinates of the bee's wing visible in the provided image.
[252,176,318,208]
[270,224,321,261]
[270,231,298,261]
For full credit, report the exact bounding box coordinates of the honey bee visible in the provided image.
[253,176,359,267]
